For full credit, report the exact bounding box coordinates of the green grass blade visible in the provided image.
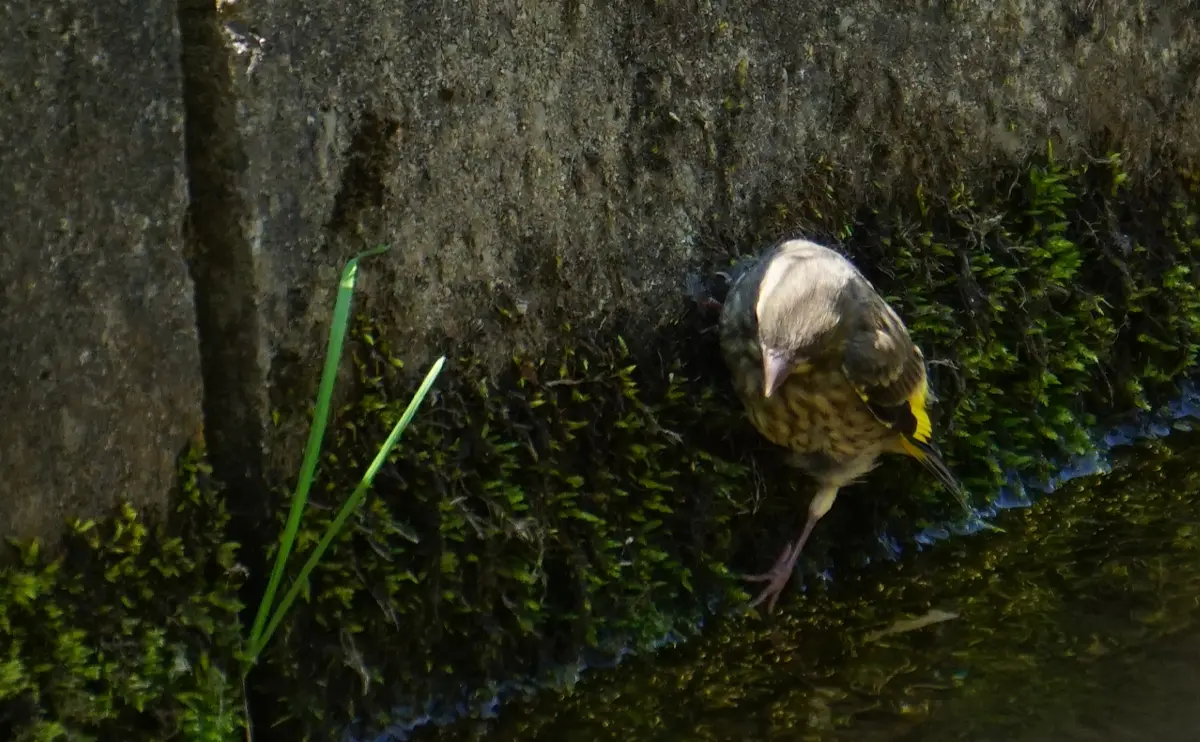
[246,245,391,662]
[252,355,446,658]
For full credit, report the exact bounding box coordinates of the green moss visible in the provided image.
[0,436,246,741]
[262,320,756,738]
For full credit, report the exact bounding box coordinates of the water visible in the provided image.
[407,403,1200,741]
[924,631,1200,742]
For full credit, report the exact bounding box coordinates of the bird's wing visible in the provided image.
[839,290,933,445]
[840,289,967,502]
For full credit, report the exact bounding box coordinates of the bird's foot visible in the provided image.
[741,540,801,613]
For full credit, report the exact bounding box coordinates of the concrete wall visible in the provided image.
[3,0,1199,541]
[0,0,200,541]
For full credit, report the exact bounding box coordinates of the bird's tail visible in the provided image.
[899,436,971,513]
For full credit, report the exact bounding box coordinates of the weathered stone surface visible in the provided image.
[191,0,1200,482]
[0,0,200,542]
[2,0,1196,540]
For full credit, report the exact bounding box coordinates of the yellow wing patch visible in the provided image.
[907,378,933,444]
[850,373,933,445]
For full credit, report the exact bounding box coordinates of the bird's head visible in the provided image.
[756,289,824,399]
[753,253,843,399]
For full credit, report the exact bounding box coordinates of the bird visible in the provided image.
[715,238,966,612]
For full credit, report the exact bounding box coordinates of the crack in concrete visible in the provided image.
[179,0,269,513]
[177,0,276,735]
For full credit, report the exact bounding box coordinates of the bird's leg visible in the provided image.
[743,485,840,612]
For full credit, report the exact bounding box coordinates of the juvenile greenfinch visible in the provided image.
[717,239,966,611]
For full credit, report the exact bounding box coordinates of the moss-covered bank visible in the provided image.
[418,429,1200,741]
[0,437,244,741]
[3,148,1200,741]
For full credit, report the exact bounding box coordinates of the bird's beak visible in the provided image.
[762,348,792,398]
